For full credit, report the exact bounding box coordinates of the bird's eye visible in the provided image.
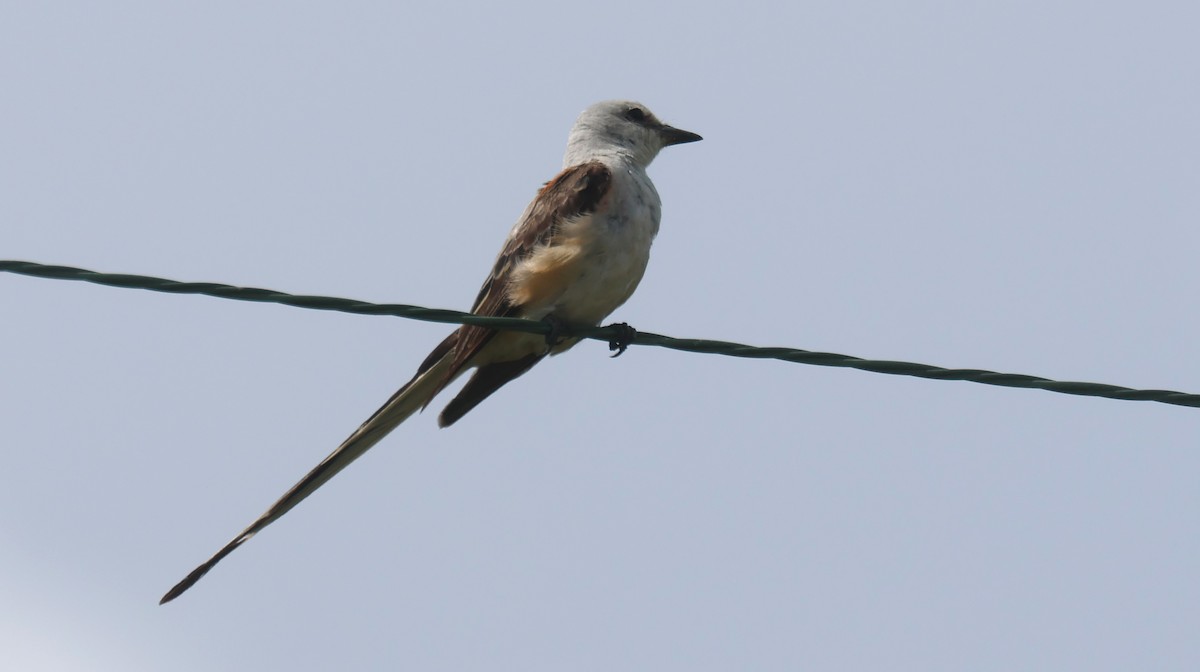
[624,107,647,123]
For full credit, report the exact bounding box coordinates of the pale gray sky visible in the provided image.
[3,2,1198,670]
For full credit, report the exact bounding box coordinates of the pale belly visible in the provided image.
[517,207,657,321]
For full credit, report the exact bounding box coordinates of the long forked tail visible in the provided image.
[159,350,456,604]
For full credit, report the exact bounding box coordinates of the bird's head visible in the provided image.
[564,100,702,168]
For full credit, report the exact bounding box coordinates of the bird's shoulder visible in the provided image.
[528,160,613,231]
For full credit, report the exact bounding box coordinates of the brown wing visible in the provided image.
[428,160,612,399]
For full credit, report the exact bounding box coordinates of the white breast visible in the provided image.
[547,164,661,326]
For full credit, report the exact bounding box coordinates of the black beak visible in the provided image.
[659,124,703,146]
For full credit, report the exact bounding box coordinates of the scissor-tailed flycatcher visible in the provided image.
[159,100,700,603]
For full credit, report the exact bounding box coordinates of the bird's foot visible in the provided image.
[542,314,569,348]
[605,322,637,358]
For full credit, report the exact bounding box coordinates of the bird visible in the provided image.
[159,99,701,603]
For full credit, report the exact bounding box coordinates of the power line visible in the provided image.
[4,259,1197,409]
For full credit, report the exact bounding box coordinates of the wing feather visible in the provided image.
[430,161,612,397]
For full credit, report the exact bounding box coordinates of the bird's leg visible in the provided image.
[604,322,637,358]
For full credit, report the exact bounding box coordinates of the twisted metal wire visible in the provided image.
[4,259,1197,409]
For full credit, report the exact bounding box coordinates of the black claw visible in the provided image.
[605,322,637,358]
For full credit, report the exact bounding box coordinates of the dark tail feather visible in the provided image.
[160,535,248,604]
[438,354,543,428]
[159,344,459,604]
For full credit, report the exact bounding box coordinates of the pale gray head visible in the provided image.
[563,100,702,168]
